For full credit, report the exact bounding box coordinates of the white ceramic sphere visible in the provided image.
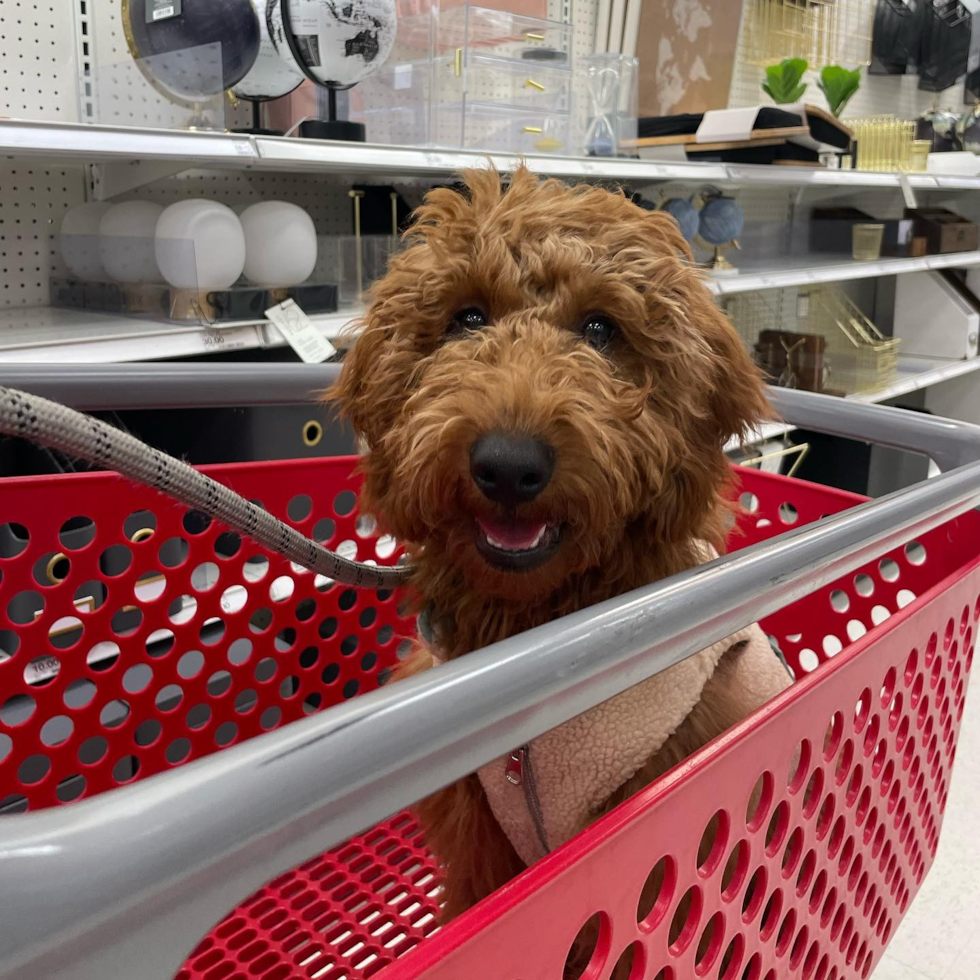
[239,201,318,287]
[154,199,247,290]
[60,202,115,281]
[99,201,165,283]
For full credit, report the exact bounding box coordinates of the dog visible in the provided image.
[330,167,792,954]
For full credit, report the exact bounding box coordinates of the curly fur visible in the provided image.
[329,167,771,937]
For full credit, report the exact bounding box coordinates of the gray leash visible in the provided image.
[0,385,413,590]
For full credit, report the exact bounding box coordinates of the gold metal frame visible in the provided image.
[743,0,874,67]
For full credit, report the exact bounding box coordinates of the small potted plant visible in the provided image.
[762,58,809,105]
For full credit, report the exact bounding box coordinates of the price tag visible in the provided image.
[146,0,181,22]
[265,299,336,363]
[232,139,253,157]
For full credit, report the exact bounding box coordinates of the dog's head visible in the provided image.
[331,168,769,604]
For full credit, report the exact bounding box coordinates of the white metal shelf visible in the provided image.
[0,307,356,364]
[3,120,979,192]
[710,251,980,295]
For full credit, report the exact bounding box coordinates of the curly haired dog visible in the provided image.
[330,168,791,945]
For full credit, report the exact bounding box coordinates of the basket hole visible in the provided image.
[7,589,43,626]
[0,521,30,558]
[668,887,702,953]
[799,648,819,672]
[695,912,724,974]
[854,689,871,733]
[155,684,183,712]
[718,934,744,980]
[287,494,313,523]
[788,741,811,793]
[275,627,297,652]
[822,635,842,658]
[333,490,357,517]
[778,503,798,525]
[759,889,782,941]
[834,739,854,785]
[168,594,197,626]
[802,768,824,818]
[186,704,212,731]
[72,579,107,614]
[243,556,270,583]
[78,735,108,765]
[775,909,797,957]
[58,516,95,552]
[854,574,874,597]
[98,544,132,577]
[313,517,336,543]
[829,590,849,614]
[112,755,140,783]
[321,664,339,687]
[870,605,891,626]
[739,953,761,980]
[780,827,804,877]
[356,513,378,538]
[166,738,192,765]
[375,534,398,559]
[254,657,277,683]
[563,912,609,980]
[816,793,835,841]
[721,840,750,901]
[897,589,916,609]
[303,692,322,715]
[765,801,790,856]
[739,492,760,513]
[56,774,86,804]
[122,664,152,694]
[610,942,643,980]
[177,650,205,680]
[220,585,248,615]
[0,629,19,663]
[135,719,163,746]
[159,536,190,569]
[182,510,212,536]
[124,510,157,541]
[904,541,926,566]
[215,721,238,746]
[789,925,808,969]
[214,531,242,559]
[746,771,773,831]
[808,869,828,913]
[23,654,60,687]
[828,816,846,859]
[33,551,71,587]
[279,675,300,699]
[878,558,900,583]
[249,607,273,633]
[795,849,816,896]
[698,811,730,877]
[39,715,74,748]
[742,866,767,923]
[846,620,867,642]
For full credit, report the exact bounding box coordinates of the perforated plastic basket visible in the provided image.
[1,458,977,980]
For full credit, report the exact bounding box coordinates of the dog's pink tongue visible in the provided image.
[478,517,546,550]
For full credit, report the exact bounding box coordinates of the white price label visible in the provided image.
[232,140,253,157]
[394,64,413,90]
[265,299,336,364]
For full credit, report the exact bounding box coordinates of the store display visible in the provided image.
[916,104,963,152]
[659,197,699,243]
[917,0,972,93]
[231,0,306,134]
[98,201,165,284]
[894,271,980,360]
[122,0,261,103]
[742,0,875,68]
[697,194,744,273]
[239,201,318,287]
[809,207,921,257]
[852,222,885,261]
[267,0,398,141]
[850,115,916,171]
[580,53,638,156]
[869,0,922,75]
[154,200,247,290]
[59,202,114,281]
[958,101,980,153]
[905,206,980,252]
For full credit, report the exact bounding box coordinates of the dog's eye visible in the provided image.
[449,307,488,334]
[582,314,616,352]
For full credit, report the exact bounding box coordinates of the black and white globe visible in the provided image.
[233,0,305,100]
[267,0,397,90]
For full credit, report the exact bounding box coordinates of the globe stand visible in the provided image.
[231,100,285,137]
[697,237,741,277]
[298,88,365,142]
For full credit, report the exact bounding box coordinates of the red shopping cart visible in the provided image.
[0,381,979,980]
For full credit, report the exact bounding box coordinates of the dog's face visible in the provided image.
[332,169,769,603]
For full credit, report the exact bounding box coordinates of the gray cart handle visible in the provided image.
[1,376,980,980]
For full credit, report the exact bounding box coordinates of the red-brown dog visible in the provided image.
[331,168,789,939]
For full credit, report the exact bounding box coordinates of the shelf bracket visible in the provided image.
[92,159,190,199]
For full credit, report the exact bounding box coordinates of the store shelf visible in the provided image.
[3,119,978,192]
[710,250,980,295]
[0,306,357,364]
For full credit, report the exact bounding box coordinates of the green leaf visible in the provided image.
[762,58,809,104]
[818,65,861,118]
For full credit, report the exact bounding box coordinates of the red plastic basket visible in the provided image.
[1,460,976,980]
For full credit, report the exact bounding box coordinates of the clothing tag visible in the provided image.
[394,64,413,90]
[964,0,980,73]
[265,299,336,363]
[899,173,917,210]
[146,0,181,23]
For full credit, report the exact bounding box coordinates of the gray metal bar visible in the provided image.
[0,363,340,410]
[2,435,980,980]
[769,387,980,471]
[3,367,979,471]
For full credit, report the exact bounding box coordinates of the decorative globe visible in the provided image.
[917,107,962,153]
[267,0,397,89]
[660,198,699,243]
[698,197,745,247]
[233,0,305,100]
[958,104,980,155]
[123,0,261,100]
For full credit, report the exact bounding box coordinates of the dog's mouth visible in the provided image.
[474,516,562,571]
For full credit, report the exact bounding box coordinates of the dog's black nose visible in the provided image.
[470,433,555,507]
